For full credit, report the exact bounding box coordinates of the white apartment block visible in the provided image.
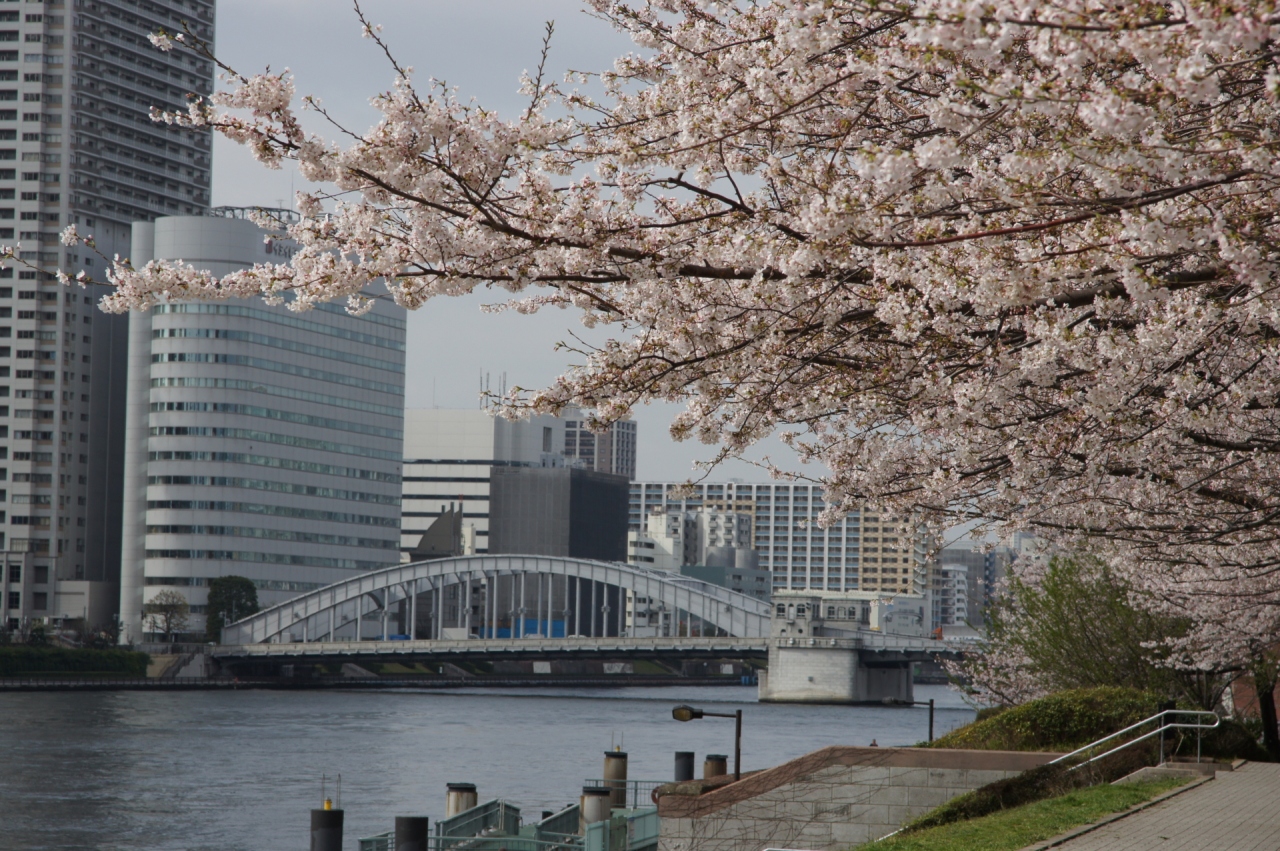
[630,481,936,598]
[627,507,754,571]
[935,565,970,627]
[626,510,684,571]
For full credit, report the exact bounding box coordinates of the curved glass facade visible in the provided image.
[119,216,406,640]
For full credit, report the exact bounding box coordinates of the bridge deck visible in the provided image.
[212,634,953,660]
[213,635,768,659]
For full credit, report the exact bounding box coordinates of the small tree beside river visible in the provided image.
[143,590,190,643]
[205,576,259,642]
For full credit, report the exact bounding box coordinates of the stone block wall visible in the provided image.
[657,746,1057,851]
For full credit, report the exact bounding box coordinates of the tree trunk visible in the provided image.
[1254,667,1280,761]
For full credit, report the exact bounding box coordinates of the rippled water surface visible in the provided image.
[0,684,973,850]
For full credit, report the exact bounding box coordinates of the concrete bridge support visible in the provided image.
[757,643,914,704]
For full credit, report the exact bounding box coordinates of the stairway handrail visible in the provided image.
[1049,709,1220,768]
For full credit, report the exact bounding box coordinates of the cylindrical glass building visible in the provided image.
[118,211,406,642]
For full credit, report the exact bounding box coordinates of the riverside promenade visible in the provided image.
[1029,761,1280,851]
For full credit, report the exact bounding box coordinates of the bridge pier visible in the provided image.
[757,642,915,704]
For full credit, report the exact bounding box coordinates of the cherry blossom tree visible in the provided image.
[50,1,1280,672]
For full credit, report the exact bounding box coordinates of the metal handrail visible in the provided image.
[582,779,668,809]
[1049,709,1220,768]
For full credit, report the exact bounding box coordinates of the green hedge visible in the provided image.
[934,685,1271,761]
[930,687,1160,752]
[0,646,150,676]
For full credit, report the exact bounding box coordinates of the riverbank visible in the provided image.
[0,674,755,691]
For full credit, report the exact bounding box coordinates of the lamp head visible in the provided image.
[672,705,704,722]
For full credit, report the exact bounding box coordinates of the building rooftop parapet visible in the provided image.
[208,205,301,225]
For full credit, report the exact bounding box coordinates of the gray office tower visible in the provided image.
[0,0,214,633]
[118,214,407,641]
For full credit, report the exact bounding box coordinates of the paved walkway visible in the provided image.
[1046,762,1280,851]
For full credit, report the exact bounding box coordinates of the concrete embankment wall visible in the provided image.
[657,746,1058,851]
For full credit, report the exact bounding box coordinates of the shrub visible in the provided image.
[0,646,149,676]
[933,687,1161,752]
[1175,717,1271,762]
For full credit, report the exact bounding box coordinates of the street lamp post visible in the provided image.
[672,705,743,781]
[883,697,936,742]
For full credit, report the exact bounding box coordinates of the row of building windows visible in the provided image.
[150,352,404,397]
[151,328,404,374]
[150,401,403,440]
[308,300,406,331]
[143,576,327,593]
[144,550,388,571]
[146,499,400,528]
[5,589,43,610]
[146,451,400,484]
[145,525,399,550]
[145,475,401,506]
[149,426,402,462]
[153,303,406,351]
[150,377,403,418]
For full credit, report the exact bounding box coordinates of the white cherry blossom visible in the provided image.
[66,0,1280,672]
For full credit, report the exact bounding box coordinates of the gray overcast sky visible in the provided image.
[208,0,813,483]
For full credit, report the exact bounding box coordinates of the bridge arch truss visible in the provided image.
[221,555,771,645]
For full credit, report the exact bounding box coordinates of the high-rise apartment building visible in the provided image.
[630,481,936,597]
[1,0,214,632]
[626,507,755,571]
[938,543,1016,627]
[563,411,636,480]
[118,214,406,640]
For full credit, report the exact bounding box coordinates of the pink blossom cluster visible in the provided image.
[86,1,1280,674]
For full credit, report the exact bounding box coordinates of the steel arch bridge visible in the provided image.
[220,555,772,646]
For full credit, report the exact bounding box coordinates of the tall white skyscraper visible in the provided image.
[118,213,406,641]
[0,0,214,633]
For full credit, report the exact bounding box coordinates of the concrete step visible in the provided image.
[1114,761,1227,785]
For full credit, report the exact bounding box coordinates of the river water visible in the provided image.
[0,684,973,851]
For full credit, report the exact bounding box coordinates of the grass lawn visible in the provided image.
[856,778,1189,851]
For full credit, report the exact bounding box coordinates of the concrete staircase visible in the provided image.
[1115,758,1234,784]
